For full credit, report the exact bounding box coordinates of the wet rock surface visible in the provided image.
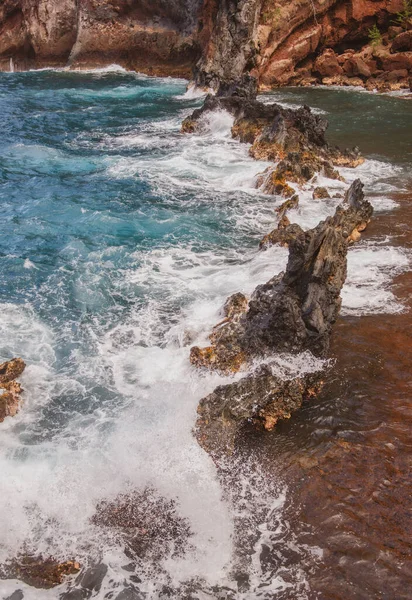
[190,178,372,455]
[0,358,25,423]
[191,179,373,370]
[91,489,193,562]
[0,556,80,589]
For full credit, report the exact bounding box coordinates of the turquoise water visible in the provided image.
[0,71,411,599]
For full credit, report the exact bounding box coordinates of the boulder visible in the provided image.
[314,49,343,78]
[391,31,412,53]
[196,365,323,455]
[313,187,331,199]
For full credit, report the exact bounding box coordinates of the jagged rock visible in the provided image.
[193,179,372,456]
[0,556,80,589]
[195,364,324,455]
[259,223,304,249]
[276,195,300,219]
[313,187,331,199]
[190,179,373,372]
[0,358,25,423]
[223,292,249,320]
[182,85,364,179]
[0,358,25,383]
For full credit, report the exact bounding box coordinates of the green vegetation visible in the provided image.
[368,24,382,47]
[393,0,412,28]
[261,6,282,27]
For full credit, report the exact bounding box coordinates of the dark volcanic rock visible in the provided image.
[182,83,364,178]
[196,364,324,455]
[190,179,373,374]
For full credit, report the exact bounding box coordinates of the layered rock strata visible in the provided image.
[2,0,411,93]
[0,0,203,75]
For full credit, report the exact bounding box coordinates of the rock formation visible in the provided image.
[0,556,80,589]
[0,0,203,75]
[1,0,411,92]
[192,179,373,454]
[0,358,25,422]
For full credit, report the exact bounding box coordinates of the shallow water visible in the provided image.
[0,72,411,599]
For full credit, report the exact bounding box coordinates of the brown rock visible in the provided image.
[0,358,25,423]
[259,223,304,249]
[314,49,343,78]
[0,358,25,383]
[391,31,412,53]
[0,556,80,589]
[343,55,372,78]
[276,194,300,219]
[381,52,412,71]
[313,186,331,199]
[223,292,248,320]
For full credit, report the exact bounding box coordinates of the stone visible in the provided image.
[259,223,304,250]
[223,293,248,320]
[91,489,192,561]
[276,194,300,219]
[0,358,26,423]
[0,358,25,383]
[313,187,331,199]
[190,179,373,373]
[195,364,323,456]
[5,592,24,600]
[314,49,343,78]
[0,556,80,589]
[391,31,412,53]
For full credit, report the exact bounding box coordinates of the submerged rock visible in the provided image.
[91,489,192,561]
[196,365,323,456]
[0,358,25,423]
[0,556,80,589]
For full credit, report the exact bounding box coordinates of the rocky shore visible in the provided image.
[1,1,411,94]
[181,79,373,455]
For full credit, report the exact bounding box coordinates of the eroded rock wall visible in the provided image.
[0,0,203,74]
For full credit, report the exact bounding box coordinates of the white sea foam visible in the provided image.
[1,79,410,599]
[343,244,411,315]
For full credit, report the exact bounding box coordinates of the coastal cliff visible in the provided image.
[1,0,411,91]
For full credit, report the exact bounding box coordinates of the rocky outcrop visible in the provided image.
[196,365,323,455]
[0,358,25,422]
[0,0,203,75]
[195,0,262,88]
[191,179,372,368]
[254,0,411,91]
[192,179,372,454]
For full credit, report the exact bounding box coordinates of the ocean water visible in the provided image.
[0,70,411,599]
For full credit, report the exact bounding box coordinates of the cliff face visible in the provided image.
[194,0,410,89]
[254,0,407,87]
[0,0,410,90]
[0,0,203,75]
